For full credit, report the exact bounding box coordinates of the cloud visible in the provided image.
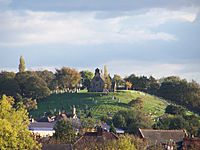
[0,8,198,47]
[9,0,200,11]
[0,0,12,9]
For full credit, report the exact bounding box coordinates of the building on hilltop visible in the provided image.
[89,68,116,92]
[89,68,105,92]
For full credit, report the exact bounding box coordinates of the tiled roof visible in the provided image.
[29,122,56,130]
[139,128,187,145]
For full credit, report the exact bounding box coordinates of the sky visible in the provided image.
[0,0,200,82]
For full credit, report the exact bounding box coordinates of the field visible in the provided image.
[30,90,169,119]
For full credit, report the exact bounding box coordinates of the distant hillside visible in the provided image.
[30,90,169,119]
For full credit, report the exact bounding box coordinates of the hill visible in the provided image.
[30,90,169,119]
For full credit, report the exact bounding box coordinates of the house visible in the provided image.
[101,123,125,134]
[29,105,81,137]
[29,122,56,137]
[182,137,200,149]
[73,127,118,149]
[90,68,105,92]
[138,128,187,149]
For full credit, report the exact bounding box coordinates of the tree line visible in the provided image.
[125,75,200,114]
[0,56,200,114]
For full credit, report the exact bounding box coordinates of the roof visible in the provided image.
[29,122,56,131]
[139,128,187,145]
[73,130,118,149]
[42,144,72,150]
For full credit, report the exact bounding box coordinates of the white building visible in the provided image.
[29,122,56,137]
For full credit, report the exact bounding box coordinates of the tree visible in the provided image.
[125,81,132,90]
[15,71,50,99]
[19,56,26,73]
[165,105,185,115]
[105,135,136,150]
[113,109,153,134]
[80,70,94,90]
[112,114,126,128]
[128,97,144,109]
[169,115,187,129]
[103,65,112,90]
[147,76,160,95]
[154,114,190,131]
[157,77,200,114]
[55,67,81,90]
[53,120,76,144]
[35,70,55,90]
[0,95,41,150]
[113,74,124,88]
[0,72,20,97]
[80,117,96,129]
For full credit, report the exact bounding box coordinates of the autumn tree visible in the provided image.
[55,67,81,90]
[19,56,26,73]
[0,95,41,150]
[125,81,132,90]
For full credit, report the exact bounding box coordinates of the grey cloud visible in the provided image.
[10,0,200,11]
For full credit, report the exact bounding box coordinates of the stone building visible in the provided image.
[89,68,105,92]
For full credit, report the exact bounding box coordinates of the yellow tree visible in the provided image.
[126,81,132,90]
[0,95,41,150]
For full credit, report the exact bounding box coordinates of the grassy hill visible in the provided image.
[30,90,169,119]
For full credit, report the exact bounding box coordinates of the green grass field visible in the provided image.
[30,90,169,119]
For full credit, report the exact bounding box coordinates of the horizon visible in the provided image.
[0,0,200,83]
